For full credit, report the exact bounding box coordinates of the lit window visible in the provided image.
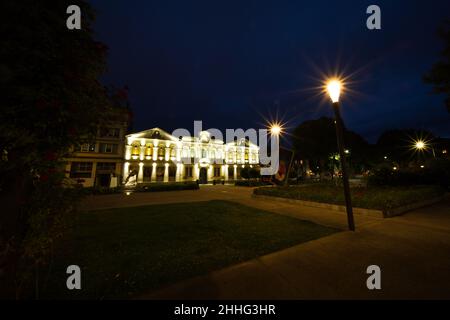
[132,144,140,156]
[158,146,164,157]
[78,143,95,152]
[145,144,153,157]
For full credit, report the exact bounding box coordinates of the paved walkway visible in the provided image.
[82,186,450,299]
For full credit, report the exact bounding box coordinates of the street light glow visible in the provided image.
[326,79,342,103]
[270,123,282,136]
[415,140,426,150]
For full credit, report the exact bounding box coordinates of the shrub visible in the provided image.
[368,159,450,189]
[81,186,124,195]
[235,180,270,187]
[253,184,445,210]
[134,182,199,192]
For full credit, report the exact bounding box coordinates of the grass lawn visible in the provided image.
[254,184,445,210]
[41,200,338,299]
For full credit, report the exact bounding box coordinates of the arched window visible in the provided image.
[202,148,207,158]
[158,146,164,157]
[170,146,176,158]
[145,143,153,157]
[132,143,140,156]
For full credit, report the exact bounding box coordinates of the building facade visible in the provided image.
[123,128,259,184]
[65,111,130,188]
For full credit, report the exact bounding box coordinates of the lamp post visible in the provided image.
[270,124,295,186]
[414,139,436,158]
[326,79,355,231]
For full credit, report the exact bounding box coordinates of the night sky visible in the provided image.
[91,0,450,143]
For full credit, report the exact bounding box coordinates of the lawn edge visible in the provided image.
[252,194,447,218]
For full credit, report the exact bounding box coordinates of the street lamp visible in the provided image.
[415,140,425,150]
[270,123,282,136]
[326,78,355,231]
[413,139,436,158]
[268,122,296,186]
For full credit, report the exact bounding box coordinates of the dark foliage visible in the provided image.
[0,0,121,298]
[368,159,450,189]
[292,117,371,175]
[424,20,450,113]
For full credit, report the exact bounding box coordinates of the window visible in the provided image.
[99,127,120,138]
[131,144,140,157]
[170,147,176,158]
[158,146,164,157]
[96,162,116,172]
[99,143,118,154]
[214,167,221,177]
[75,143,95,152]
[202,148,207,158]
[145,144,153,157]
[245,150,249,161]
[70,162,93,178]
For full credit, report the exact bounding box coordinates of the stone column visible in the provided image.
[125,145,132,160]
[151,163,157,182]
[207,166,213,182]
[139,146,145,160]
[164,163,169,182]
[193,164,199,180]
[137,163,144,183]
[123,162,130,183]
[175,164,181,182]
[165,146,170,161]
[233,165,237,180]
[153,147,158,161]
[224,165,228,181]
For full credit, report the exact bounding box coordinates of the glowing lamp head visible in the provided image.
[326,79,342,103]
[270,124,282,136]
[415,140,425,150]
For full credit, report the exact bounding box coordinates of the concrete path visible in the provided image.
[81,185,450,299]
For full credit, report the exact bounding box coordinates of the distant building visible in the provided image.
[65,110,130,187]
[123,128,260,184]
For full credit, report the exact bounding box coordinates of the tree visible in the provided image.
[424,20,450,113]
[292,117,370,176]
[0,0,118,298]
